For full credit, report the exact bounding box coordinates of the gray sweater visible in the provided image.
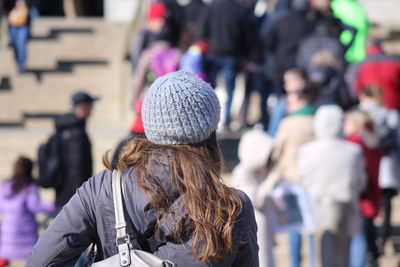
[26,167,259,266]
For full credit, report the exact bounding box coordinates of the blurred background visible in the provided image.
[1,0,400,266]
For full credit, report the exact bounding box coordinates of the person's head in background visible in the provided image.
[237,127,275,176]
[314,105,343,138]
[311,49,341,70]
[343,109,373,137]
[359,85,384,105]
[16,0,27,8]
[308,49,342,88]
[284,68,308,93]
[71,91,99,119]
[365,38,384,56]
[287,82,318,113]
[11,156,34,194]
[308,0,331,14]
[147,1,167,34]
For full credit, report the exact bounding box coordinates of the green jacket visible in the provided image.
[332,0,369,62]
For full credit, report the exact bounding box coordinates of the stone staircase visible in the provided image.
[0,18,133,178]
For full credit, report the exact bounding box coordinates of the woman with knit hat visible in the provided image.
[27,71,259,266]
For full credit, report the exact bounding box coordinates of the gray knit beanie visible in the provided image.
[142,70,221,145]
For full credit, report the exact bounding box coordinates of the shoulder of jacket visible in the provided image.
[342,141,362,154]
[283,115,313,125]
[77,169,113,202]
[234,189,253,210]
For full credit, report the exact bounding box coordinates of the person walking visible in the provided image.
[350,39,400,111]
[27,70,259,266]
[7,0,30,73]
[239,4,271,130]
[272,81,317,267]
[0,156,54,266]
[131,1,180,108]
[344,110,382,267]
[198,0,251,130]
[262,0,314,135]
[51,91,98,211]
[299,105,367,267]
[357,85,400,254]
[273,81,317,182]
[231,128,277,267]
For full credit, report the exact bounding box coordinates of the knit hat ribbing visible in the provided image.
[142,70,221,145]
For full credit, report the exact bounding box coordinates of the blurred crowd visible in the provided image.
[1,0,400,266]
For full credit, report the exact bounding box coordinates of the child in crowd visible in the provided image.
[231,127,277,267]
[131,1,181,107]
[344,110,382,266]
[130,1,167,70]
[180,40,208,81]
[272,80,318,267]
[0,156,54,266]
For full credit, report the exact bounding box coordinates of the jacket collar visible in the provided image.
[289,104,316,116]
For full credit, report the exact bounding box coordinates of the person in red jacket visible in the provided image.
[344,109,382,265]
[351,39,400,110]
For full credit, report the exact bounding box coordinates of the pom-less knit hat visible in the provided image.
[142,70,221,145]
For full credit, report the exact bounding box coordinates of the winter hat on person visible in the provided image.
[147,1,166,21]
[314,105,343,138]
[142,70,221,145]
[238,127,274,171]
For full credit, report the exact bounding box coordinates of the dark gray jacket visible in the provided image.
[26,167,259,266]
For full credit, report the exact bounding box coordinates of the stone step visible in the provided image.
[0,17,129,129]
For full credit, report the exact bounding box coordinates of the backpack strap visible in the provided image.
[112,170,132,267]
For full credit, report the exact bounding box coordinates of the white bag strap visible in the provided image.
[112,170,131,267]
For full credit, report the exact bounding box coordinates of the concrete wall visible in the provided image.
[104,0,137,22]
[359,0,400,26]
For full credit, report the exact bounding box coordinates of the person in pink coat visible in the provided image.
[0,156,54,265]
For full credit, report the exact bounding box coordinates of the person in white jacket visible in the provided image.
[231,127,278,267]
[299,105,367,267]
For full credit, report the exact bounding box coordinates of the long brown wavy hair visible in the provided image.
[103,133,243,262]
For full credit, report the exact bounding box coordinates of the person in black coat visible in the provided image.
[239,3,271,130]
[53,91,98,209]
[263,5,314,94]
[198,0,251,130]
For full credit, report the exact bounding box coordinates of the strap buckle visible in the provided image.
[116,233,130,246]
